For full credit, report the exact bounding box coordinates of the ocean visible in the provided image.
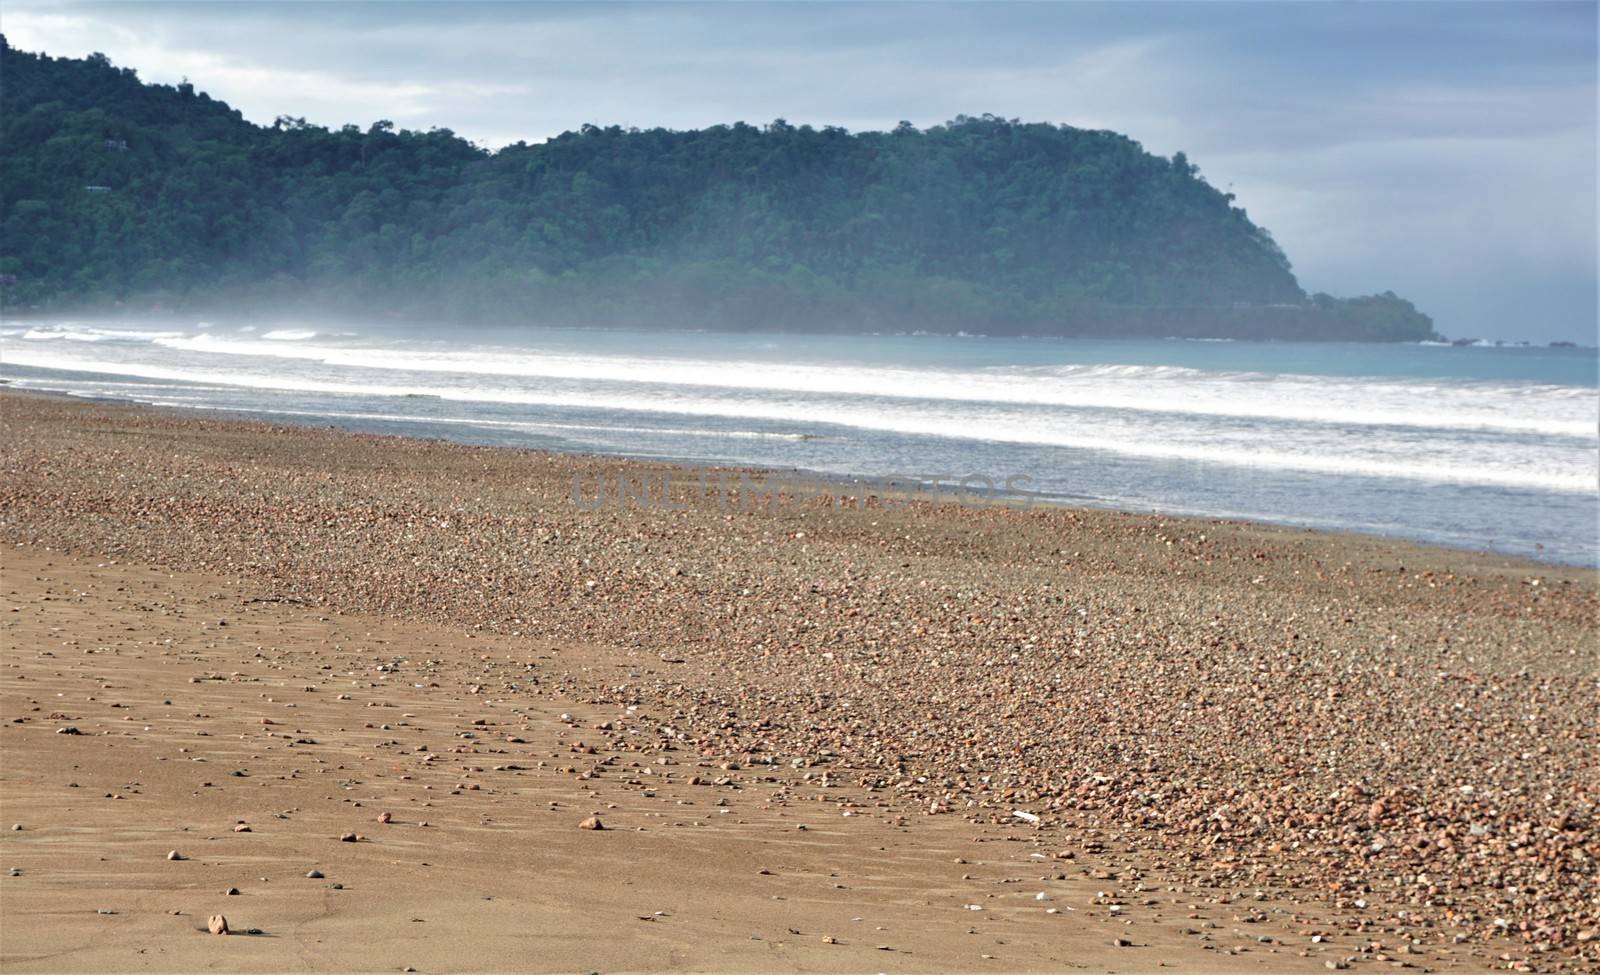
[2,319,1596,565]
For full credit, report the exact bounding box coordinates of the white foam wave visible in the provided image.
[4,351,1593,494]
[143,404,816,441]
[261,329,318,341]
[14,325,188,343]
[140,333,1597,438]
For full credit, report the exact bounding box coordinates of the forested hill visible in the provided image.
[0,40,1436,340]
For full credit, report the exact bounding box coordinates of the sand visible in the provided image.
[1,390,1595,973]
[1,548,1343,974]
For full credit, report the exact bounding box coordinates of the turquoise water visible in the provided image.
[3,320,1596,565]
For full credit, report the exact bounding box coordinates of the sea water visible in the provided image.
[3,319,1596,565]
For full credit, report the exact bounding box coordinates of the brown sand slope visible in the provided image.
[1,391,1596,972]
[3,551,1359,973]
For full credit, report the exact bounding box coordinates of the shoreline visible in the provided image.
[2,389,1597,970]
[3,385,1590,570]
[7,309,1597,349]
[0,304,1444,344]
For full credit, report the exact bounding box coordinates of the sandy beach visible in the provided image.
[1,390,1595,973]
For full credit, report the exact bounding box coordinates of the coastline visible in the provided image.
[3,376,1593,569]
[2,389,1596,971]
[9,310,1598,347]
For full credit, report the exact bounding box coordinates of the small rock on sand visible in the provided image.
[578,815,604,830]
[167,850,184,861]
[207,914,229,935]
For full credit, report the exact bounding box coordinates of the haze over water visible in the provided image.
[3,320,1596,565]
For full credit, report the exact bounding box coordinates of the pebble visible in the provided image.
[8,394,1595,964]
[207,914,229,935]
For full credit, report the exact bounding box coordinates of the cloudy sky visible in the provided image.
[5,1,1595,342]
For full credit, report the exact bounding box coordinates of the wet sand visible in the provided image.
[1,391,1595,973]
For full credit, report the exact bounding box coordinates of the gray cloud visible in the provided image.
[4,0,1595,342]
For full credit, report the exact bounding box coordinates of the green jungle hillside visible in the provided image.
[0,39,1436,340]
